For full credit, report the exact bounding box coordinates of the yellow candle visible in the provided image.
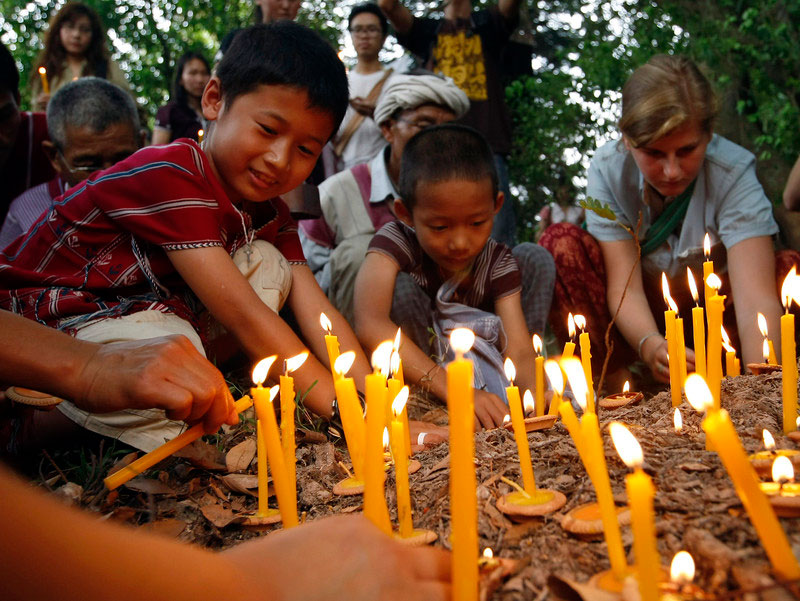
[280,352,306,491]
[504,359,536,494]
[782,312,797,434]
[561,358,628,580]
[319,313,340,378]
[333,353,366,480]
[364,367,392,534]
[609,423,660,601]
[37,66,49,94]
[685,374,800,580]
[703,233,713,307]
[256,420,271,516]
[544,360,564,416]
[725,351,737,377]
[687,268,706,379]
[532,334,545,416]
[663,274,681,407]
[575,315,595,412]
[675,317,687,388]
[705,274,724,409]
[104,395,253,491]
[390,387,413,538]
[448,328,478,601]
[252,378,297,528]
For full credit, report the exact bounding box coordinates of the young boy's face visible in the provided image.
[202,79,335,204]
[397,177,502,277]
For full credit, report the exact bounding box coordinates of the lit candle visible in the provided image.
[561,358,628,582]
[685,374,800,580]
[256,421,276,517]
[37,66,49,94]
[720,327,739,377]
[532,334,545,416]
[319,313,340,379]
[389,348,411,457]
[662,274,682,407]
[252,359,298,528]
[197,129,204,144]
[563,313,576,359]
[705,273,725,409]
[673,407,682,434]
[504,359,536,494]
[448,328,478,601]
[670,551,695,587]
[364,342,393,534]
[758,312,778,365]
[333,352,366,480]
[687,267,706,379]
[281,351,307,492]
[609,422,660,601]
[544,360,564,416]
[676,314,688,389]
[390,387,414,538]
[781,268,798,434]
[574,315,594,412]
[702,233,713,307]
[392,328,405,386]
[104,395,253,491]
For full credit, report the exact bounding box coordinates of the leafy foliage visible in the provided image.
[580,196,616,221]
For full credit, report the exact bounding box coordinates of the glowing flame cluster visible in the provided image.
[371,340,394,377]
[609,422,644,469]
[670,550,695,584]
[574,314,586,332]
[450,328,475,356]
[544,360,564,394]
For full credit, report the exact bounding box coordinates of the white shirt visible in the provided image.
[336,69,393,169]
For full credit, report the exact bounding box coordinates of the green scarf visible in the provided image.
[641,180,697,256]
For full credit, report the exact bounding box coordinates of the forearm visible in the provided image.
[607,277,660,353]
[377,0,414,34]
[784,156,800,211]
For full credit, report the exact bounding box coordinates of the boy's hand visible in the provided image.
[473,389,508,430]
[74,335,237,433]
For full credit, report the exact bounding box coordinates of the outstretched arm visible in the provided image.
[378,0,414,35]
[0,310,236,433]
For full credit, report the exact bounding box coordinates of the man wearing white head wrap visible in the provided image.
[299,73,469,323]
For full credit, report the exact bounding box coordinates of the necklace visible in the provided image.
[236,207,255,266]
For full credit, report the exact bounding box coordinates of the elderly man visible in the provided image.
[0,77,141,249]
[300,73,469,322]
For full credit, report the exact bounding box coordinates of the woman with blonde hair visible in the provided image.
[540,54,797,389]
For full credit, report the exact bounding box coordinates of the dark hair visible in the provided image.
[348,3,388,36]
[399,124,498,211]
[0,42,19,98]
[215,22,349,133]
[172,51,210,108]
[34,3,110,87]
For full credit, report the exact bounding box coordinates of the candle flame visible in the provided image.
[544,360,564,394]
[781,266,799,310]
[382,427,390,450]
[503,414,510,424]
[706,272,722,291]
[532,333,542,354]
[720,326,734,353]
[38,66,47,75]
[390,350,401,378]
[371,340,393,376]
[197,128,204,141]
[523,389,535,414]
[269,384,279,401]
[703,233,711,258]
[252,356,278,385]
[483,547,494,559]
[623,380,630,393]
[661,273,678,313]
[674,407,683,432]
[334,351,356,376]
[561,357,588,411]
[670,550,695,584]
[687,267,699,303]
[319,312,332,334]
[763,339,771,363]
[609,421,643,469]
[763,428,776,451]
[393,327,402,351]
[285,351,309,373]
[568,313,576,339]
[773,455,794,483]
[684,374,713,412]
[757,312,769,337]
[392,386,409,416]
[574,314,586,331]
[503,357,516,383]
[450,328,475,355]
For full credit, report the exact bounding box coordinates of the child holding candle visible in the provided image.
[30,3,131,111]
[354,124,553,429]
[0,23,373,453]
[540,54,799,386]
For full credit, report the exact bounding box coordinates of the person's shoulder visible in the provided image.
[591,138,627,163]
[702,134,756,172]
[319,164,361,193]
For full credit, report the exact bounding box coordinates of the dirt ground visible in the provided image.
[22,369,800,600]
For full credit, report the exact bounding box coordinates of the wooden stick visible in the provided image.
[104,395,252,490]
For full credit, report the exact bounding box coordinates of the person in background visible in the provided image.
[152,51,211,145]
[377,0,522,247]
[254,0,301,23]
[31,2,131,111]
[330,3,395,173]
[540,55,798,389]
[0,77,141,249]
[0,42,55,225]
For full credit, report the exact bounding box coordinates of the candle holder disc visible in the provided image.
[496,489,566,517]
